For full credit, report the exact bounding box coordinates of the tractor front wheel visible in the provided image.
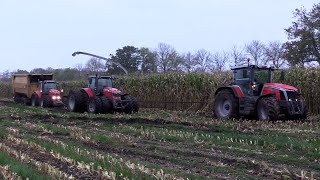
[129,96,139,113]
[100,96,113,114]
[213,90,238,119]
[31,93,40,107]
[40,95,51,108]
[87,96,102,114]
[257,96,280,121]
[122,95,139,114]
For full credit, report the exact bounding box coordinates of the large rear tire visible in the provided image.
[257,96,280,121]
[213,90,239,119]
[67,90,88,113]
[87,96,102,114]
[31,93,40,107]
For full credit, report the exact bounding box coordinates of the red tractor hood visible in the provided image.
[103,87,122,94]
[49,89,61,94]
[264,83,298,91]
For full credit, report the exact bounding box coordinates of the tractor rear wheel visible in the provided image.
[100,96,113,114]
[213,90,239,119]
[87,96,102,114]
[67,90,88,113]
[123,95,138,114]
[31,93,40,107]
[40,95,51,108]
[257,96,280,121]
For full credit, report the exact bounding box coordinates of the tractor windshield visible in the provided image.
[43,82,58,93]
[98,78,113,88]
[254,69,270,84]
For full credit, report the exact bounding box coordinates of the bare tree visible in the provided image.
[181,52,197,73]
[231,45,245,66]
[85,58,105,73]
[212,51,229,72]
[264,41,287,68]
[156,43,181,73]
[194,49,212,72]
[0,70,14,83]
[245,40,266,66]
[74,63,84,78]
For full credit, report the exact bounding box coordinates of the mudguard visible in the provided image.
[34,90,42,98]
[215,85,244,98]
[82,88,94,97]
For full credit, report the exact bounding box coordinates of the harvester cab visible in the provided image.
[213,65,307,121]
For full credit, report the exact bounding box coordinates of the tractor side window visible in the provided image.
[254,70,269,84]
[234,70,250,82]
[234,69,251,95]
[89,78,95,89]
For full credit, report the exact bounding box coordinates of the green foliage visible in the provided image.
[0,83,12,98]
[108,46,140,74]
[140,47,157,73]
[283,3,320,66]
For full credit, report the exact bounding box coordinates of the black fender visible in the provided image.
[215,86,244,98]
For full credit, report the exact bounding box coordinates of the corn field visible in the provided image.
[1,67,320,114]
[0,105,319,179]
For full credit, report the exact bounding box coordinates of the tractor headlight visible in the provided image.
[288,99,292,101]
[52,96,61,100]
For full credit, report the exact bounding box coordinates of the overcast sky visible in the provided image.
[0,0,318,72]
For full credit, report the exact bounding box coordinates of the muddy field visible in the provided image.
[0,103,319,179]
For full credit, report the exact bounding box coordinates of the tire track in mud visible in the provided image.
[3,111,320,179]
[34,128,270,179]
[11,114,313,179]
[0,138,101,179]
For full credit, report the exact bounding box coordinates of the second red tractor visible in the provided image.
[213,65,307,121]
[67,75,139,114]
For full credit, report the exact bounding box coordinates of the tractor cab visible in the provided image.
[232,65,273,96]
[88,75,113,95]
[39,80,60,94]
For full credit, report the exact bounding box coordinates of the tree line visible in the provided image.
[0,3,319,82]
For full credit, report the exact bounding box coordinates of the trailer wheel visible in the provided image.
[31,93,40,107]
[100,96,113,114]
[40,95,51,108]
[87,96,102,114]
[13,93,20,103]
[257,96,280,121]
[67,90,88,113]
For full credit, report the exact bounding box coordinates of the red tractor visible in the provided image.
[213,65,307,121]
[67,75,139,114]
[12,74,63,107]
